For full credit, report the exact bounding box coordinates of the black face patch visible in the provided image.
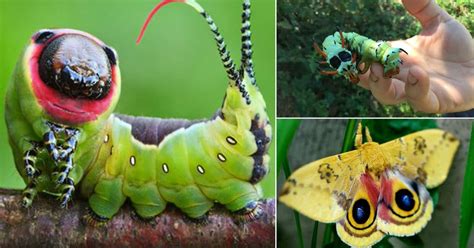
[338,51,352,62]
[38,34,112,100]
[103,46,117,66]
[34,31,55,44]
[329,56,341,69]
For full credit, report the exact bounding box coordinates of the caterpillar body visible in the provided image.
[5,0,271,221]
[314,31,407,83]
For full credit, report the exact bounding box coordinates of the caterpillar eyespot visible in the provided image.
[5,0,271,221]
[314,31,407,83]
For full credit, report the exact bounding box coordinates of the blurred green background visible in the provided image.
[278,0,474,117]
[0,0,276,197]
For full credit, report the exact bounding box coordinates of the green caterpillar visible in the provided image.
[4,0,271,221]
[314,31,407,83]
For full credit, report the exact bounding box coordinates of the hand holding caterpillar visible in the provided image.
[314,30,407,84]
[5,0,271,223]
[315,0,474,114]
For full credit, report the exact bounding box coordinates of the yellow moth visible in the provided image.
[279,123,459,247]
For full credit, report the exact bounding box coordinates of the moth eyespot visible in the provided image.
[352,199,371,224]
[197,165,205,174]
[226,136,237,145]
[395,189,415,211]
[329,56,341,69]
[217,153,226,162]
[130,156,136,166]
[162,163,169,173]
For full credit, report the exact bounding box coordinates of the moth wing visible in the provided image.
[336,173,385,247]
[377,170,434,237]
[279,150,363,223]
[380,129,459,188]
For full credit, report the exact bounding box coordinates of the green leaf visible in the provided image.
[459,122,474,248]
[277,119,301,177]
[277,119,303,248]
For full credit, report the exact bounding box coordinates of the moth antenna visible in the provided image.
[400,48,408,55]
[365,126,373,142]
[355,122,363,148]
[137,0,250,103]
[240,0,256,85]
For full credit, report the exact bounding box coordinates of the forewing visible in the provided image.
[279,150,363,223]
[380,129,459,188]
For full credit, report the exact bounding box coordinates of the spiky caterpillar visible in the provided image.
[314,31,407,83]
[5,0,271,221]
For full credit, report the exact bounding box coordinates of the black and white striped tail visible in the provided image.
[240,0,256,86]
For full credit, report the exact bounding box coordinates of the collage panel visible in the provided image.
[278,0,474,117]
[277,119,473,247]
[0,0,275,247]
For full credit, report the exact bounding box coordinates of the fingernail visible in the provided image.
[369,73,379,83]
[408,72,418,85]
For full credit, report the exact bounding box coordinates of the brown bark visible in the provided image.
[0,189,275,247]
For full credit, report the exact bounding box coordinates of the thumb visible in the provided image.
[401,0,449,29]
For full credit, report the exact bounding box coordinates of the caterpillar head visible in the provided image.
[327,48,358,80]
[19,29,121,124]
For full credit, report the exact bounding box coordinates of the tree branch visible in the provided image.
[0,189,275,247]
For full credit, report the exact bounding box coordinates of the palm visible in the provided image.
[359,1,474,113]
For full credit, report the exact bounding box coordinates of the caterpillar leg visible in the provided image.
[88,178,126,220]
[23,142,41,179]
[124,183,166,219]
[159,185,214,218]
[43,122,67,162]
[234,200,264,222]
[21,181,38,208]
[313,42,327,58]
[383,66,400,78]
[320,70,338,75]
[53,132,79,185]
[59,178,75,208]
